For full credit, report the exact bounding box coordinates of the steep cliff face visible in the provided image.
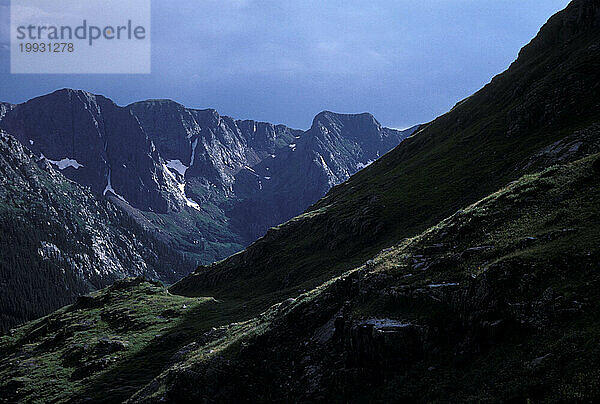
[0,93,412,264]
[0,131,194,331]
[0,90,183,214]
[305,111,414,188]
[227,112,417,241]
[129,100,415,244]
[128,100,302,192]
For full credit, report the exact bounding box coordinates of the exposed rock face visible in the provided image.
[0,93,415,329]
[0,89,182,213]
[0,130,193,331]
[523,123,600,172]
[0,92,414,261]
[129,100,416,243]
[226,113,417,241]
[0,103,13,120]
[128,100,302,192]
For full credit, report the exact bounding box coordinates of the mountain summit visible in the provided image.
[0,91,415,264]
[0,93,415,329]
[0,89,183,213]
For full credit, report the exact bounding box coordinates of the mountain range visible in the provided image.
[0,94,416,263]
[1,0,599,402]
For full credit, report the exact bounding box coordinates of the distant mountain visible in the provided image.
[129,101,417,241]
[128,99,304,192]
[0,93,414,329]
[0,93,416,264]
[172,0,600,300]
[226,111,417,241]
[0,90,193,213]
[0,131,194,331]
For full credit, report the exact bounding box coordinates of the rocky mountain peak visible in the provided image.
[0,89,416,264]
[312,111,382,132]
[0,90,186,214]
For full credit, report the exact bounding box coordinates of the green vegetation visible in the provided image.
[138,199,245,267]
[134,153,600,402]
[0,278,244,403]
[2,151,598,403]
[0,132,195,331]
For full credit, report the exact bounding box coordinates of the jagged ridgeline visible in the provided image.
[172,0,600,301]
[1,0,599,402]
[0,91,416,266]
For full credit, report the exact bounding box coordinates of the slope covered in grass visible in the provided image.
[2,149,598,403]
[0,278,246,403]
[135,153,600,402]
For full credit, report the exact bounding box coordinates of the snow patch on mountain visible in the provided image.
[190,139,199,167]
[162,162,201,211]
[357,160,374,170]
[315,153,338,187]
[167,159,188,176]
[46,157,84,170]
[178,183,201,210]
[103,169,127,203]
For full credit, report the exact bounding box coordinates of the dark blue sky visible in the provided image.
[0,0,570,129]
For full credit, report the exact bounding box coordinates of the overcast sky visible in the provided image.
[0,0,571,129]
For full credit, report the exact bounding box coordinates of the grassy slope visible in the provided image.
[170,0,600,307]
[136,153,600,403]
[137,203,245,266]
[1,149,598,403]
[0,279,251,403]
